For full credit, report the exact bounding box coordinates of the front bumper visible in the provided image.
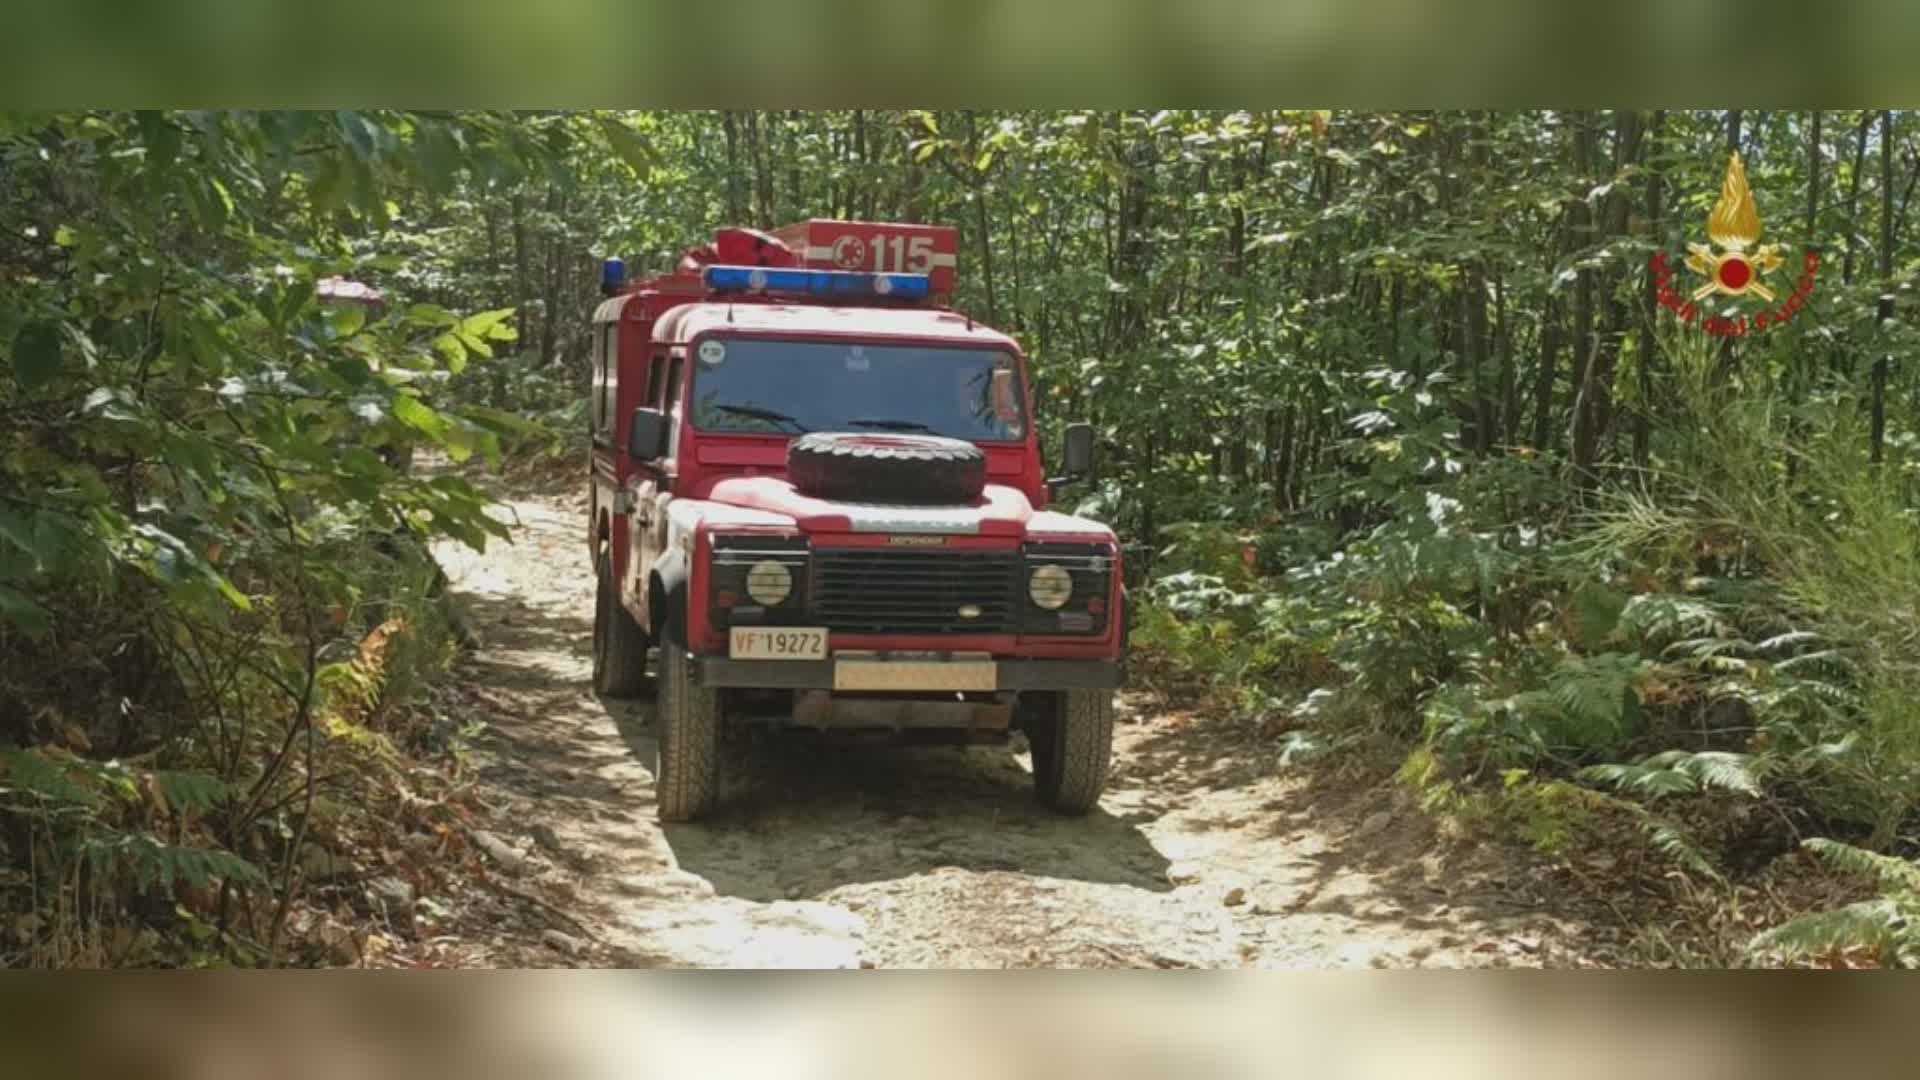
[694,656,1122,691]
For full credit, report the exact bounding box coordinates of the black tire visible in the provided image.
[592,550,651,698]
[1027,689,1114,815]
[787,432,987,505]
[655,639,721,822]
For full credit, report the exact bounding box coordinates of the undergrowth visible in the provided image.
[1131,352,1920,967]
[0,535,466,966]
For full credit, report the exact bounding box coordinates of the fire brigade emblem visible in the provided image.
[1685,152,1785,302]
[830,234,867,269]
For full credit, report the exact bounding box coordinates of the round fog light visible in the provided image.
[745,561,793,606]
[1028,564,1073,610]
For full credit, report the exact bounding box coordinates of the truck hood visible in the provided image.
[702,475,1112,541]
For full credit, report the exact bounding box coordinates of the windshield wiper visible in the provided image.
[714,404,808,432]
[846,417,935,433]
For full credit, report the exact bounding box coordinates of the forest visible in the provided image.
[3,109,1918,967]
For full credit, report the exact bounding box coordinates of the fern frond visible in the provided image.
[1750,899,1908,963]
[0,748,104,810]
[1772,649,1856,675]
[1666,635,1755,662]
[1642,816,1726,882]
[1581,750,1766,799]
[1803,838,1920,891]
[1755,630,1821,655]
[1619,595,1724,648]
[152,770,233,814]
[80,831,266,890]
[1579,760,1698,796]
[1682,750,1767,797]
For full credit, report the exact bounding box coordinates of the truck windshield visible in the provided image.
[688,338,1026,441]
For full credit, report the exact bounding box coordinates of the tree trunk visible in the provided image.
[541,182,560,367]
[745,110,772,227]
[502,190,530,407]
[1784,110,1822,479]
[1828,110,1874,383]
[1496,271,1517,447]
[1568,110,1643,486]
[966,111,999,325]
[1872,109,1894,464]
[852,110,870,217]
[1465,112,1493,455]
[1633,111,1666,467]
[1566,111,1599,482]
[1531,300,1563,452]
[722,111,745,223]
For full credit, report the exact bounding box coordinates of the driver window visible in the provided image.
[660,355,686,458]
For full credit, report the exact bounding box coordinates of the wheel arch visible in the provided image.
[649,545,689,645]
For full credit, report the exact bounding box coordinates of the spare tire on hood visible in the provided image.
[787,432,987,505]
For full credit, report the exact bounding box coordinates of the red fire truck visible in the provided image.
[587,220,1125,821]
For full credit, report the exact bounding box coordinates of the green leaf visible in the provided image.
[432,333,468,373]
[415,122,462,191]
[407,303,459,328]
[153,770,233,813]
[453,328,492,359]
[458,404,547,437]
[11,321,64,387]
[599,116,661,178]
[391,394,451,442]
[326,304,367,340]
[0,748,98,807]
[0,509,40,573]
[458,307,516,341]
[0,583,49,635]
[335,110,376,159]
[1570,583,1627,650]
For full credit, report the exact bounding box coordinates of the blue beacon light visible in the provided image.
[600,256,627,296]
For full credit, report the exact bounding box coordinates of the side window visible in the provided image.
[589,324,606,438]
[645,348,668,410]
[599,324,619,437]
[661,355,686,457]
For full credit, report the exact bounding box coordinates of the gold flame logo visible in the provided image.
[1687,152,1784,301]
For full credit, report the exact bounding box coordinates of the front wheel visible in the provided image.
[1026,690,1114,815]
[593,550,652,698]
[654,641,721,822]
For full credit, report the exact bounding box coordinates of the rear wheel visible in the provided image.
[655,639,722,822]
[592,550,651,698]
[1027,689,1114,815]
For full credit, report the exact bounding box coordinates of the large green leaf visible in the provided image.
[10,321,63,387]
[391,394,451,442]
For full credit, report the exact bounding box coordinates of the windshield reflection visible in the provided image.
[689,338,1026,442]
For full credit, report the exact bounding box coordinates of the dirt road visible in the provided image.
[431,486,1577,968]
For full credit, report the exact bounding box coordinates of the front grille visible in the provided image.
[812,548,1020,634]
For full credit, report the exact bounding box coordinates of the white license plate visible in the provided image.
[730,626,828,660]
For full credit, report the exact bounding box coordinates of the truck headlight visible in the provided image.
[1028,564,1073,609]
[745,560,794,606]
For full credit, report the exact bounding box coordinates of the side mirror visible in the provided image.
[1062,422,1095,476]
[627,406,670,461]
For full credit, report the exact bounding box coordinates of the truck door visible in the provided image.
[627,347,685,626]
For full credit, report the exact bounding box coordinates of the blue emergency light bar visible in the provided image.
[701,264,931,300]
